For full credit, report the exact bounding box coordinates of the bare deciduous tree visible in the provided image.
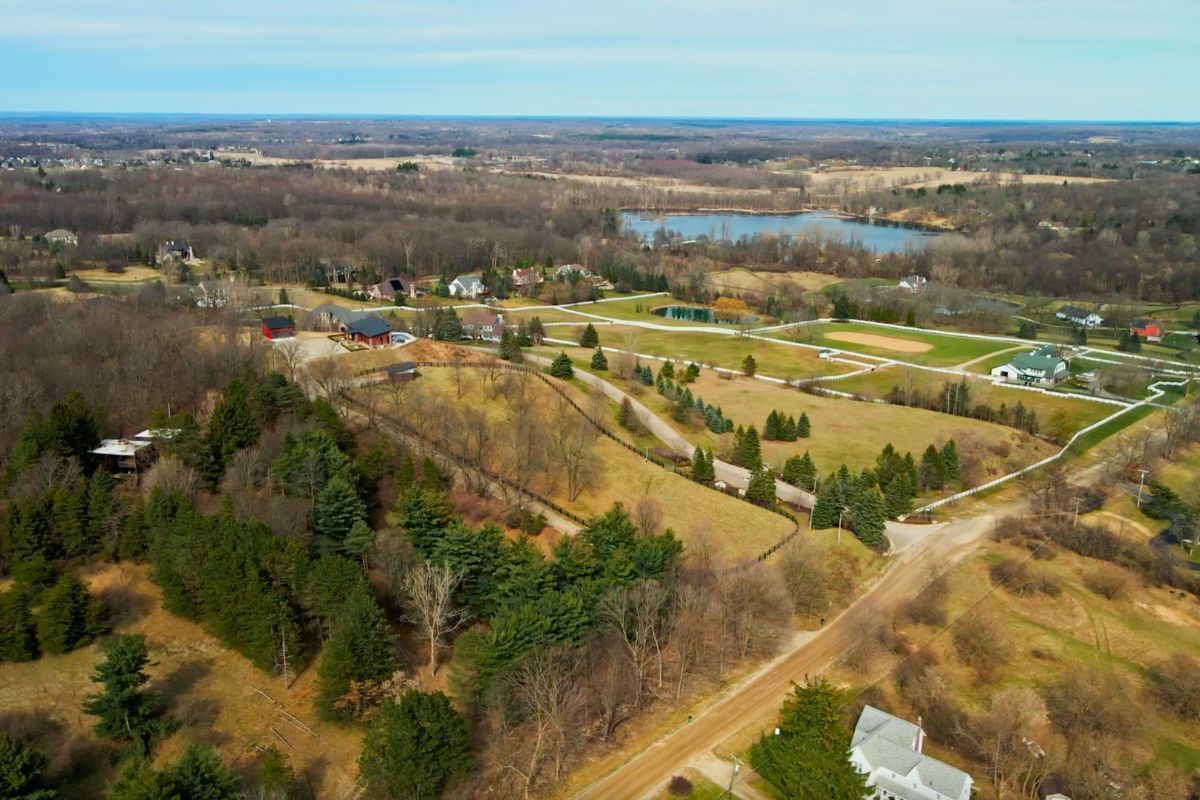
[402,562,470,674]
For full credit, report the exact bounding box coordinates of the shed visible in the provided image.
[383,362,419,382]
[261,316,295,339]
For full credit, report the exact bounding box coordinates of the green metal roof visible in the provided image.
[1010,345,1065,373]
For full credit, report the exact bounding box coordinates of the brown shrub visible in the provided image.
[988,556,1061,597]
[903,571,950,626]
[667,776,693,797]
[1044,667,1143,740]
[839,610,896,676]
[952,607,1012,677]
[1153,653,1200,720]
[1082,567,1130,600]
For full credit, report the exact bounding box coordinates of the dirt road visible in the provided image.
[569,508,1000,800]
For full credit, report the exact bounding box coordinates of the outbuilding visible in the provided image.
[347,316,392,348]
[261,316,295,339]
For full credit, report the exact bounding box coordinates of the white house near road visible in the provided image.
[851,706,973,800]
[990,345,1069,386]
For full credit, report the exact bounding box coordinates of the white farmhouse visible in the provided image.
[990,345,1069,386]
[449,275,488,299]
[850,706,973,800]
[1055,305,1103,327]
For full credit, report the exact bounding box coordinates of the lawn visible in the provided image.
[764,322,1015,367]
[580,325,848,382]
[576,295,717,327]
[708,267,843,296]
[0,563,364,799]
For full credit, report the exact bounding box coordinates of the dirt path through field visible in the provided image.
[825,331,933,353]
[954,344,1026,371]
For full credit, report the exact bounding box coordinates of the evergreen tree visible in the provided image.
[342,520,375,567]
[658,361,675,381]
[497,327,520,361]
[316,590,397,719]
[313,476,367,548]
[704,405,725,434]
[941,439,960,484]
[549,352,574,380]
[764,410,781,441]
[796,412,811,438]
[746,466,777,505]
[617,397,638,431]
[527,316,545,345]
[741,354,757,377]
[278,287,289,305]
[919,445,947,490]
[780,415,796,441]
[358,691,474,800]
[578,323,599,348]
[851,486,887,547]
[82,634,163,755]
[35,574,101,655]
[905,307,917,327]
[165,745,240,800]
[590,348,608,371]
[691,449,715,482]
[683,362,701,383]
[0,591,38,662]
[1018,320,1038,339]
[85,469,116,556]
[810,473,844,529]
[750,678,867,800]
[638,365,654,386]
[396,488,454,557]
[831,292,854,321]
[884,474,914,519]
[782,451,816,489]
[0,733,58,800]
[515,323,533,347]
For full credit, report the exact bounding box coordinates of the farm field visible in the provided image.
[0,563,363,799]
[764,322,1015,366]
[707,267,843,296]
[370,363,797,560]
[792,165,1114,192]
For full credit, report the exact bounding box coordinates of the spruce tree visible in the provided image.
[166,745,240,800]
[359,691,474,800]
[852,486,887,547]
[746,466,777,505]
[796,412,811,438]
[741,426,762,470]
[0,591,38,662]
[317,590,397,719]
[782,415,797,441]
[919,445,947,490]
[764,411,781,441]
[659,361,675,381]
[810,473,842,529]
[782,451,817,488]
[578,323,599,348]
[0,733,56,799]
[35,574,101,655]
[704,405,725,434]
[590,348,608,371]
[497,327,520,361]
[83,634,162,755]
[549,352,574,380]
[741,354,757,377]
[314,476,367,549]
[941,439,960,484]
[884,475,914,519]
[691,449,715,482]
[527,316,545,345]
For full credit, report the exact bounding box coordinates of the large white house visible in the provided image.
[990,345,1069,386]
[850,706,973,800]
[449,275,487,299]
[1055,305,1103,327]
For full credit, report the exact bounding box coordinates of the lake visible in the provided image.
[620,210,945,252]
[652,305,757,324]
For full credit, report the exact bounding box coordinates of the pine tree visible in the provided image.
[658,361,675,381]
[549,352,574,380]
[578,323,600,348]
[395,487,454,557]
[704,405,725,434]
[796,412,811,438]
[941,439,960,484]
[851,486,887,547]
[0,591,38,662]
[83,634,162,755]
[745,466,777,505]
[884,474,914,519]
[35,574,101,655]
[781,415,797,441]
[359,691,474,800]
[919,445,947,490]
[497,327,520,361]
[317,590,397,719]
[313,476,367,548]
[691,449,715,482]
[342,520,375,567]
[638,365,654,386]
[764,410,781,441]
[166,745,240,800]
[85,469,116,555]
[831,292,854,321]
[0,733,56,799]
[810,473,843,529]
[782,451,817,488]
[590,348,608,371]
[741,354,757,377]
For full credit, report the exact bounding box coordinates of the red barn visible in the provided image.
[261,316,295,339]
[1129,319,1165,342]
[347,316,392,348]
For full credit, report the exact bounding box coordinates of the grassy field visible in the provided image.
[585,325,848,382]
[708,267,843,296]
[0,564,364,799]
[829,366,1117,434]
[378,365,796,560]
[576,295,718,327]
[765,322,1016,367]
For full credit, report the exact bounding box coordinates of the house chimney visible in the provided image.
[915,716,926,754]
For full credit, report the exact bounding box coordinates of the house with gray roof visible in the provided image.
[1055,305,1103,327]
[45,228,78,246]
[990,345,1069,386]
[850,706,973,800]
[449,274,487,299]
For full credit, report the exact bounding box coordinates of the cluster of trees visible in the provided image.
[883,378,1042,438]
[654,373,732,432]
[763,410,810,441]
[729,426,763,470]
[1117,329,1143,353]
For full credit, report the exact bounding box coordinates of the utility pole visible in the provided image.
[1136,468,1150,508]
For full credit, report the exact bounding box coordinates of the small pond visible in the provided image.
[652,305,757,324]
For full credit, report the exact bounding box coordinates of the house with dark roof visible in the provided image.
[346,316,392,348]
[511,267,544,290]
[368,276,409,301]
[261,316,295,340]
[850,706,973,800]
[45,229,78,246]
[990,345,1069,386]
[1129,318,1165,343]
[156,240,195,265]
[383,362,419,382]
[460,309,505,342]
[1055,305,1103,327]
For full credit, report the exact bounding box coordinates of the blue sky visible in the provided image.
[2,0,1197,119]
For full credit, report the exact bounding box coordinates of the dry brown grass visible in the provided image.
[0,563,364,798]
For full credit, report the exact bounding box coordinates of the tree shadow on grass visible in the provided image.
[0,708,112,789]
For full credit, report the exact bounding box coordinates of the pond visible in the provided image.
[621,210,946,253]
[652,305,757,324]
